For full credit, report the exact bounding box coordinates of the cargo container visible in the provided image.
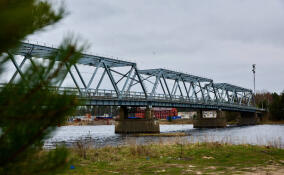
[128,107,178,119]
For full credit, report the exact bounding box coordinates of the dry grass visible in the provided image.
[60,139,284,175]
[59,133,284,175]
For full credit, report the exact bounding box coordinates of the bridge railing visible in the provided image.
[0,83,255,107]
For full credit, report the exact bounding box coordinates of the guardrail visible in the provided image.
[0,83,255,108]
[54,87,253,107]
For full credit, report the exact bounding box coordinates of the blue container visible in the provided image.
[167,116,181,120]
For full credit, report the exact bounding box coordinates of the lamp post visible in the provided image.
[252,64,256,95]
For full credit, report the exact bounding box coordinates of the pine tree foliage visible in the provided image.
[0,1,84,174]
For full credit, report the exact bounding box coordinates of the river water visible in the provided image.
[44,124,284,149]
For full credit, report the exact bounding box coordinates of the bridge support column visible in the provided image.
[237,112,259,126]
[118,106,128,120]
[193,110,227,128]
[115,107,160,133]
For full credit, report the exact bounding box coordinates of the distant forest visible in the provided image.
[74,91,284,121]
[75,106,119,117]
[255,91,284,121]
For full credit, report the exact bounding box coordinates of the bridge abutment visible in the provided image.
[237,112,259,126]
[115,106,160,133]
[193,110,227,128]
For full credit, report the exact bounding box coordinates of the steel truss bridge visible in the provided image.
[5,42,262,113]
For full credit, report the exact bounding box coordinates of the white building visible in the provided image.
[178,112,197,119]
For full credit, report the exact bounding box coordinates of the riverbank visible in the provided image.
[64,119,284,126]
[64,120,115,126]
[261,120,284,125]
[64,119,193,126]
[60,142,284,175]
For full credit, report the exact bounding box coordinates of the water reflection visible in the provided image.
[44,124,284,149]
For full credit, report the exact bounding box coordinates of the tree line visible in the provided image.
[255,91,284,121]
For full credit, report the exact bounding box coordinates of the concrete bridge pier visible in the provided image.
[193,110,227,128]
[115,106,160,133]
[237,112,259,126]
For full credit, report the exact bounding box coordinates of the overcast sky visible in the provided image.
[27,0,284,93]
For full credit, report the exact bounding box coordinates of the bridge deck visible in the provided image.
[52,87,262,112]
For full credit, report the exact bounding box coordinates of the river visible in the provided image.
[44,124,284,149]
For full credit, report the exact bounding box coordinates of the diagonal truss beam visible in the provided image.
[103,62,120,97]
[86,62,101,90]
[162,74,172,99]
[65,63,81,95]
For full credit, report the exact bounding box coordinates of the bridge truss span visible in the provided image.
[138,68,218,103]
[8,42,148,99]
[214,83,254,106]
[3,42,262,113]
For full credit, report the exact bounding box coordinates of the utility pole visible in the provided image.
[252,64,256,95]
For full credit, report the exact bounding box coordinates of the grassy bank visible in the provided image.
[60,142,284,175]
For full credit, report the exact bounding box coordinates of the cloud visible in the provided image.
[27,0,284,92]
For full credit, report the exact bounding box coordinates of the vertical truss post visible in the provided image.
[205,85,211,101]
[95,69,106,94]
[220,88,225,102]
[191,82,198,101]
[103,62,120,97]
[231,90,235,103]
[248,95,251,106]
[216,89,221,102]
[231,91,235,103]
[127,72,136,92]
[233,90,237,104]
[171,80,177,96]
[239,92,244,105]
[226,90,230,103]
[211,82,218,103]
[182,78,190,100]
[198,81,205,102]
[245,92,248,105]
[86,62,101,91]
[134,67,148,99]
[151,71,162,97]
